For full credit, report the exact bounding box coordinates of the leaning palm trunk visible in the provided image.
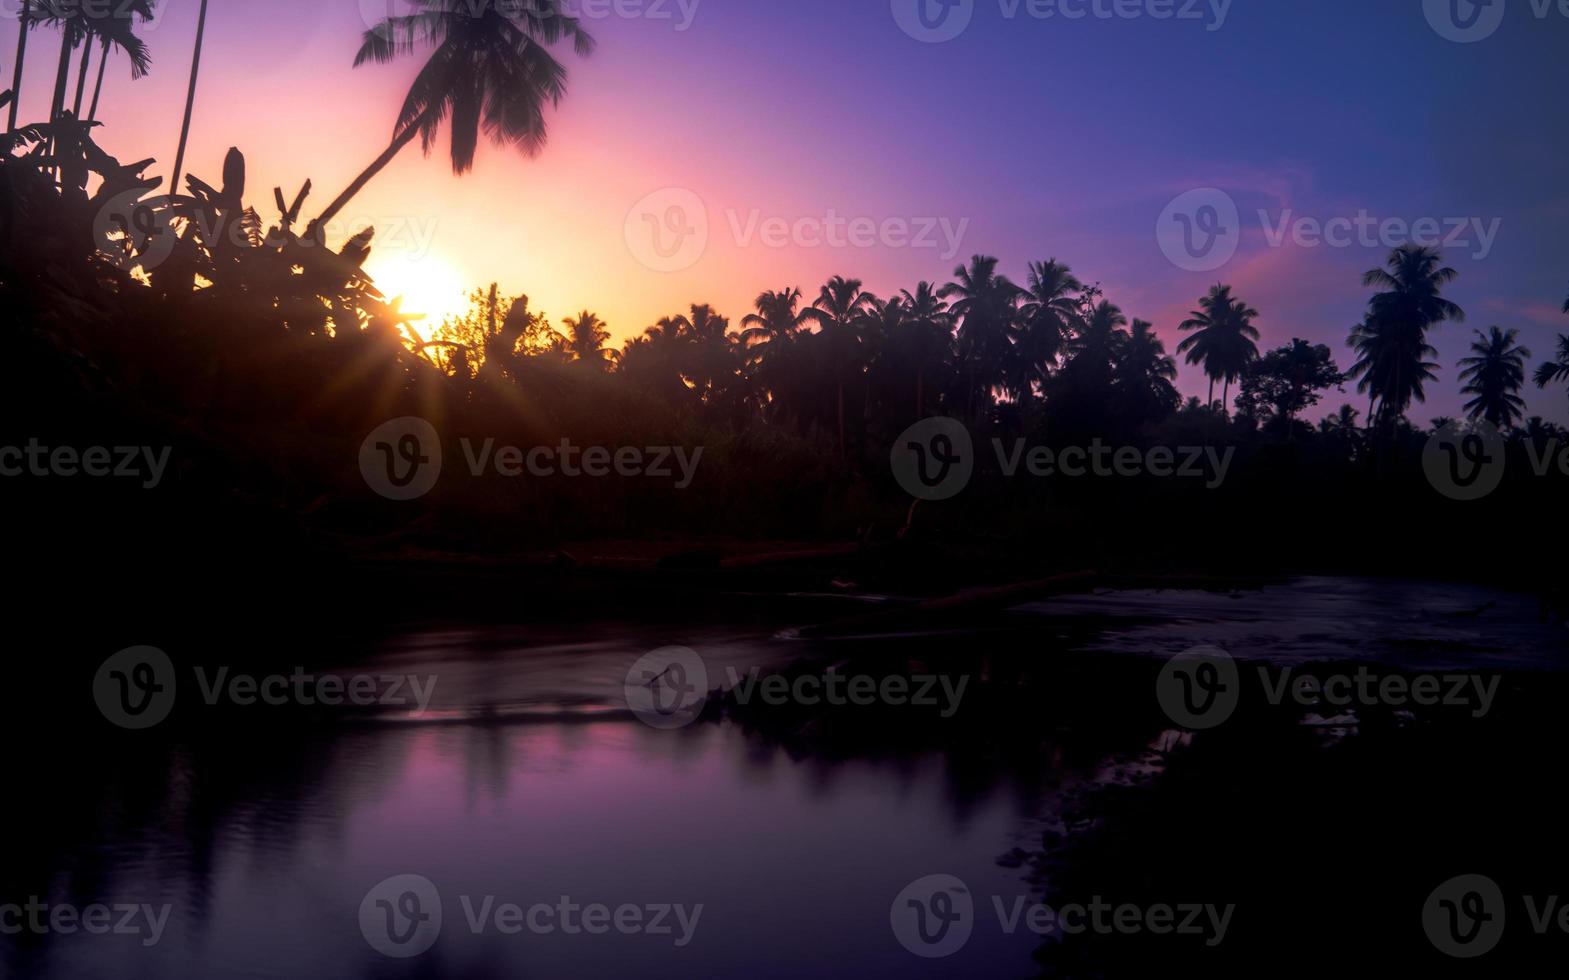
[87,38,108,122]
[71,37,91,118]
[7,0,32,133]
[50,25,72,120]
[312,114,431,233]
[170,0,210,195]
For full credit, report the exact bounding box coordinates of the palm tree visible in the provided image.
[1015,259,1083,399]
[1116,318,1180,424]
[941,255,1022,421]
[803,275,874,453]
[1457,327,1530,429]
[1534,334,1569,400]
[83,0,157,123]
[1346,315,1439,428]
[563,310,615,370]
[1177,284,1260,411]
[897,281,955,416]
[740,287,813,420]
[7,0,36,133]
[671,303,734,407]
[169,0,208,194]
[313,0,594,233]
[1348,245,1464,431]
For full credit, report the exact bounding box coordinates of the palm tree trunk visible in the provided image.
[1222,378,1230,415]
[50,25,71,120]
[836,381,846,460]
[915,370,924,417]
[7,0,32,133]
[71,36,91,118]
[87,38,108,122]
[1207,378,1214,408]
[170,0,211,196]
[311,117,428,234]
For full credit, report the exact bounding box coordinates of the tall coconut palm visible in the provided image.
[898,281,955,416]
[801,276,874,453]
[1457,327,1530,429]
[7,0,37,133]
[169,0,208,194]
[563,311,615,370]
[313,0,594,233]
[82,0,156,123]
[740,287,813,417]
[940,255,1022,421]
[1015,259,1083,399]
[671,303,734,407]
[1116,318,1180,424]
[1177,284,1261,411]
[1346,315,1439,427]
[1534,335,1569,400]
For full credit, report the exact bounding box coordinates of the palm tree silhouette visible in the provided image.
[169,0,208,194]
[672,303,734,407]
[1457,326,1530,429]
[563,310,615,370]
[1348,246,1464,431]
[1015,259,1083,400]
[897,282,954,416]
[1116,318,1180,423]
[1177,284,1260,412]
[941,255,1022,421]
[7,0,37,133]
[1346,315,1439,428]
[803,275,874,453]
[313,0,594,233]
[83,0,157,123]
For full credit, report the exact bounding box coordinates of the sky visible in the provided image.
[5,0,1567,422]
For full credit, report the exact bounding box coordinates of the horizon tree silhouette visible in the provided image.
[1177,284,1261,411]
[1458,326,1530,429]
[803,275,875,454]
[564,310,615,370]
[1116,318,1181,425]
[1015,259,1083,401]
[941,255,1022,422]
[313,0,594,234]
[1349,245,1464,431]
[896,281,955,417]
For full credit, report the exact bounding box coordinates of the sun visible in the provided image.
[362,252,470,343]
